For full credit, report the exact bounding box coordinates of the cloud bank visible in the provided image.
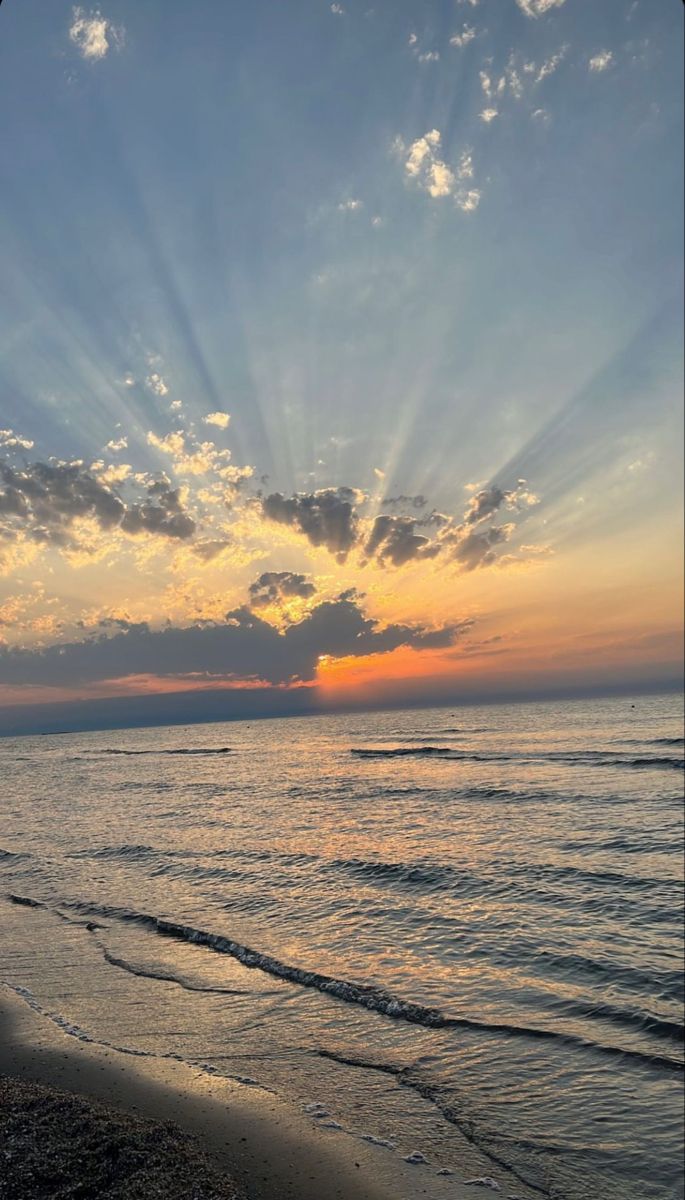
[0,593,464,689]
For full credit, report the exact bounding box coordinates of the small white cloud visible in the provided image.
[69,7,123,60]
[535,47,567,81]
[417,50,440,63]
[338,198,363,212]
[330,3,345,12]
[516,0,566,17]
[456,189,481,213]
[123,374,135,387]
[373,467,386,479]
[402,131,480,210]
[371,215,384,227]
[408,32,418,46]
[106,436,128,451]
[458,150,474,179]
[450,24,477,48]
[531,107,551,123]
[588,50,614,72]
[146,373,169,397]
[480,107,499,123]
[479,70,493,98]
[169,400,183,412]
[203,412,231,429]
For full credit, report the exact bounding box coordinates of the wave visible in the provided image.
[100,948,251,996]
[543,996,684,1046]
[0,848,30,863]
[95,747,233,757]
[351,746,454,757]
[3,983,268,1092]
[350,747,684,769]
[9,893,682,1072]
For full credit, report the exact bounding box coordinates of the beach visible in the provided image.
[2,986,481,1200]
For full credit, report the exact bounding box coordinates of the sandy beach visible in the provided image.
[1,985,506,1200]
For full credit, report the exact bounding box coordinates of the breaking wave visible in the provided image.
[6,892,682,1073]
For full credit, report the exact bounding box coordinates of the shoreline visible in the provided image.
[0,985,505,1200]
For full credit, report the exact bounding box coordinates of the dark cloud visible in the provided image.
[364,515,440,567]
[465,485,507,525]
[248,571,317,608]
[121,483,195,540]
[381,494,427,510]
[465,480,537,525]
[452,524,513,570]
[0,459,195,547]
[0,461,124,542]
[0,595,465,689]
[262,488,360,560]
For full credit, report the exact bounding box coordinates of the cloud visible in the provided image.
[146,428,247,482]
[417,51,440,64]
[248,571,317,608]
[330,3,345,13]
[515,0,566,17]
[260,479,539,572]
[588,50,614,73]
[0,595,463,689]
[452,524,514,570]
[120,482,196,541]
[399,130,480,210]
[534,47,567,82]
[203,412,231,429]
[338,199,364,212]
[480,108,499,123]
[106,436,128,452]
[0,429,34,451]
[69,7,123,60]
[450,25,477,49]
[465,480,539,525]
[364,515,439,567]
[0,457,196,558]
[262,487,362,561]
[146,373,169,397]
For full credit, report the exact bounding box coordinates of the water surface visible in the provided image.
[1,694,683,1198]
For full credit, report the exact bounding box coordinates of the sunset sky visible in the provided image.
[0,0,682,730]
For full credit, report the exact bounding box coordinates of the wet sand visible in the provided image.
[0,986,499,1200]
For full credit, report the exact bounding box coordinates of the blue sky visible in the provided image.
[0,0,682,723]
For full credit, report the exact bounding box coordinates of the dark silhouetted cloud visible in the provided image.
[364,515,440,566]
[0,595,465,688]
[452,524,513,570]
[249,571,317,608]
[262,488,361,560]
[0,459,195,547]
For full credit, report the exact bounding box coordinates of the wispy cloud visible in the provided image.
[588,50,614,73]
[69,7,124,60]
[450,25,478,49]
[515,0,566,18]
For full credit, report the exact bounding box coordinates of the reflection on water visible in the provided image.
[1,693,683,1199]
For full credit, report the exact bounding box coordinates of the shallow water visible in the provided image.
[1,693,683,1198]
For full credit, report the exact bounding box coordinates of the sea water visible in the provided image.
[1,693,683,1198]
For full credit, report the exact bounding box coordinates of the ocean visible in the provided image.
[1,693,683,1199]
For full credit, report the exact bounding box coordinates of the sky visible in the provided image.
[0,0,683,732]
